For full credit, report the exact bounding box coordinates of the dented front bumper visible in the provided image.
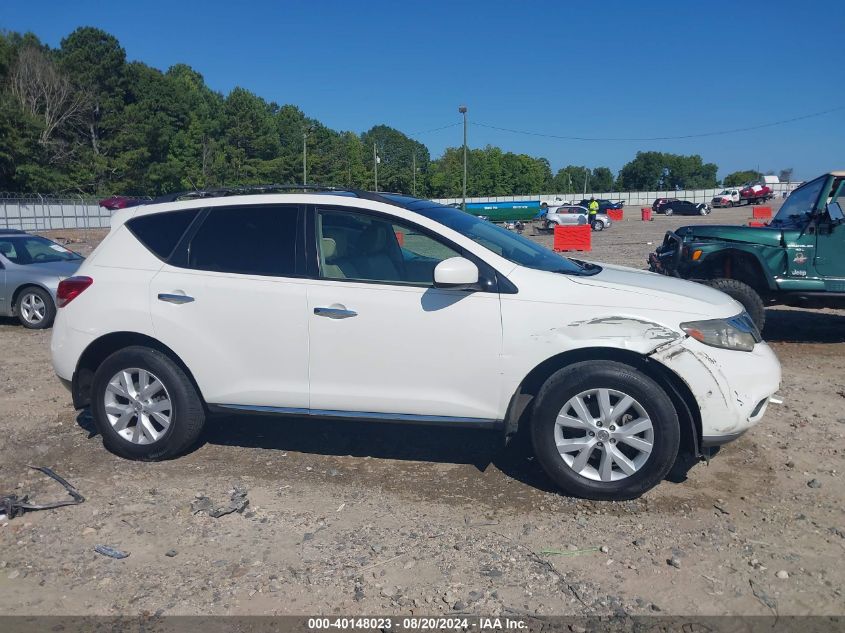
[650,337,781,445]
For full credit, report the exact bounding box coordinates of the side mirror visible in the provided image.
[433,257,479,290]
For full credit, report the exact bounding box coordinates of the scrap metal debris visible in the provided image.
[94,545,129,559]
[191,486,249,518]
[0,466,85,520]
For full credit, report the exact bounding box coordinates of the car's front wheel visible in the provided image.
[591,220,604,231]
[16,286,56,329]
[530,361,680,500]
[91,346,206,460]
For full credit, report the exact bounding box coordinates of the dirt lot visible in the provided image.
[1,203,844,617]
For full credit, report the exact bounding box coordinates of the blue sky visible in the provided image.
[3,0,844,180]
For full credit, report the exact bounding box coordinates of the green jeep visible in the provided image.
[649,171,845,330]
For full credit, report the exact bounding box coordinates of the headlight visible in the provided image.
[680,313,761,352]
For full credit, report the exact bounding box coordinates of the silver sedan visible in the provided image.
[544,205,612,231]
[0,229,83,329]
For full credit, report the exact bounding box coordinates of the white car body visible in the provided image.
[50,191,781,496]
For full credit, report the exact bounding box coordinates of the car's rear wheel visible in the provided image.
[16,286,55,329]
[664,208,674,216]
[701,278,766,330]
[91,346,206,460]
[530,361,680,500]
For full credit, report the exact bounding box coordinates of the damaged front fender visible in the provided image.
[565,315,682,352]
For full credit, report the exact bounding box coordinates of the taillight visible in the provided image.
[56,276,93,307]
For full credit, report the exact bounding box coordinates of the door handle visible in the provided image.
[158,293,194,304]
[314,307,357,319]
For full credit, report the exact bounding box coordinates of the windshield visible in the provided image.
[411,203,594,275]
[0,235,82,265]
[771,176,826,226]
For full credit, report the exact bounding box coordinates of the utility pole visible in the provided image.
[412,153,416,196]
[459,105,468,210]
[302,132,308,185]
[373,142,379,191]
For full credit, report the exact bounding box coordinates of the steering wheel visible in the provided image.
[32,253,50,262]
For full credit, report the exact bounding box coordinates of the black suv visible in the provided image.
[577,199,623,212]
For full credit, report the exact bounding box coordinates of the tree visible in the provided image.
[361,125,429,194]
[618,152,718,190]
[9,45,86,148]
[723,170,762,187]
[778,168,794,182]
[590,167,615,192]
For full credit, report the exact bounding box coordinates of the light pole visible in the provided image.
[459,105,468,210]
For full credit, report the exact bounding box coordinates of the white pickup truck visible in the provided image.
[711,189,742,208]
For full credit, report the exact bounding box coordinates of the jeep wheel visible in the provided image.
[702,278,766,330]
[531,361,680,501]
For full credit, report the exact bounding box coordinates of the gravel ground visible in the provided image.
[1,203,843,617]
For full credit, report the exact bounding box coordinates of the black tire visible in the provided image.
[664,207,674,216]
[591,220,603,231]
[91,346,206,460]
[701,278,766,330]
[699,206,709,215]
[530,361,680,501]
[15,286,56,329]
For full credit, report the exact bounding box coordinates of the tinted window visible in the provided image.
[187,205,299,277]
[128,209,199,259]
[317,208,458,285]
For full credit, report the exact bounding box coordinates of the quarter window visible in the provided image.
[316,208,459,285]
[127,209,199,260]
[187,205,300,277]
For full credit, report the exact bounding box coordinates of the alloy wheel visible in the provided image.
[554,388,654,482]
[19,292,47,325]
[104,368,173,444]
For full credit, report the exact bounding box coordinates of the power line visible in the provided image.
[472,105,845,142]
[408,122,462,137]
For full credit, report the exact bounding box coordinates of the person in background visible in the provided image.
[588,197,599,222]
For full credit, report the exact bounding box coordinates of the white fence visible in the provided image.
[435,181,803,207]
[0,195,110,231]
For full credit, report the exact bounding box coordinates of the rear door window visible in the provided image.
[186,205,301,277]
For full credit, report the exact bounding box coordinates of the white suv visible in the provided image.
[50,187,781,500]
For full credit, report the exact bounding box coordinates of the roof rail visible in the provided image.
[151,184,403,206]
